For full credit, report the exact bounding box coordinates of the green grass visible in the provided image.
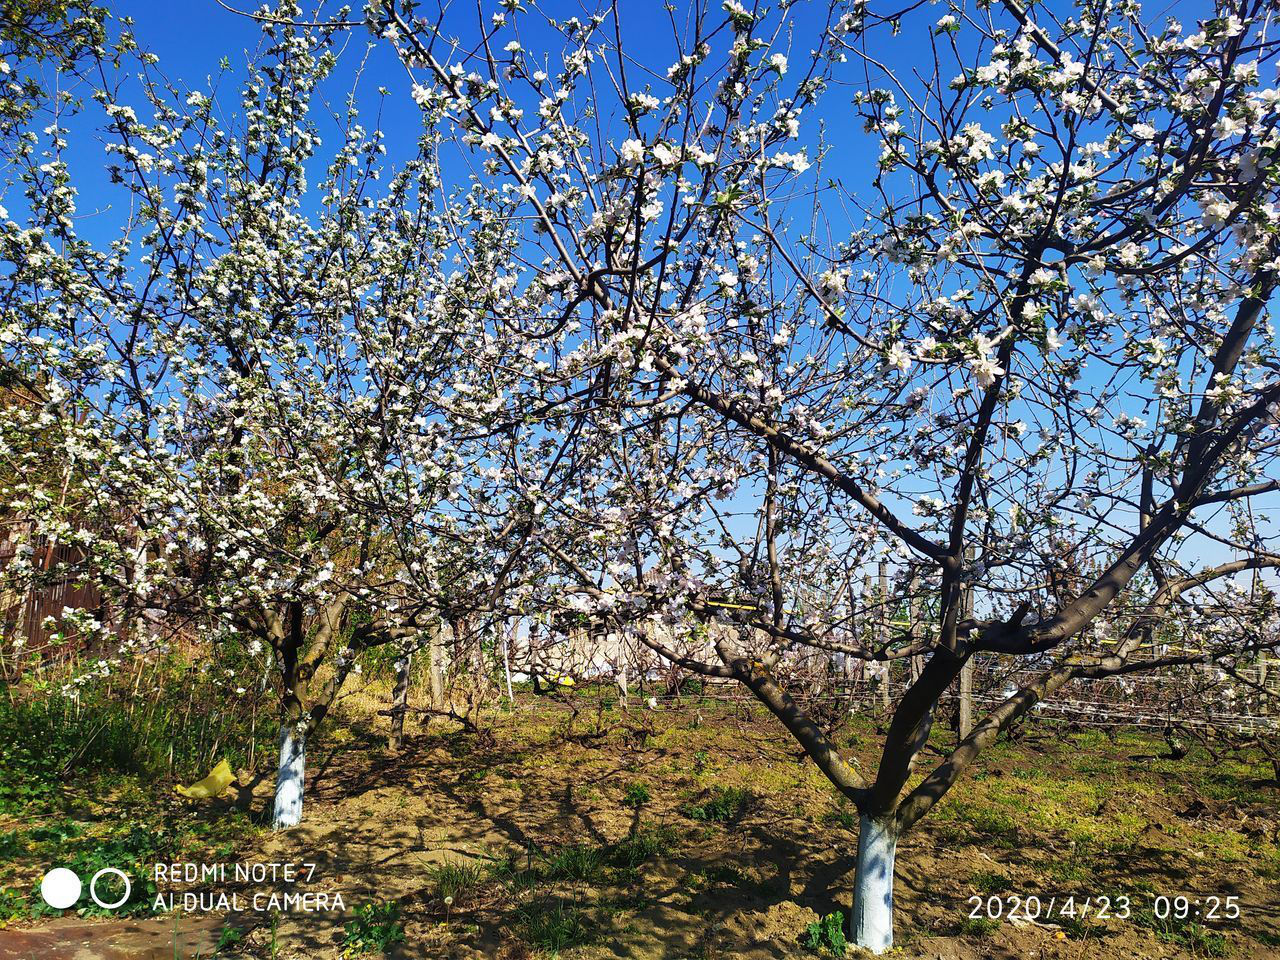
[680,786,753,824]
[1132,906,1230,957]
[0,821,164,919]
[970,869,1010,894]
[936,799,1020,847]
[426,859,487,904]
[684,864,747,890]
[1054,912,1103,941]
[0,652,274,817]
[608,826,677,872]
[1045,843,1098,886]
[822,801,858,830]
[216,923,245,953]
[518,898,594,956]
[342,901,406,957]
[621,782,651,809]
[540,843,606,883]
[956,915,1002,937]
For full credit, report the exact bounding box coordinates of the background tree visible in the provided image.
[0,3,543,828]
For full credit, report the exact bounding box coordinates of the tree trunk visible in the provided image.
[468,618,489,695]
[389,650,411,751]
[503,620,516,702]
[429,623,446,710]
[851,814,898,953]
[272,722,306,830]
[530,617,543,694]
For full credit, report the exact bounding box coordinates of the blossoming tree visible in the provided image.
[4,0,1279,941]
[367,0,1280,948]
[0,6,549,828]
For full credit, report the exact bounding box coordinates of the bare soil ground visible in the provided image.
[3,693,1279,959]
[230,695,1279,959]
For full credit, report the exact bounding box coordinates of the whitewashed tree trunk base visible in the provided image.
[272,723,306,830]
[852,814,898,954]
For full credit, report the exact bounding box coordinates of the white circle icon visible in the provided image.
[40,868,82,909]
[89,868,131,910]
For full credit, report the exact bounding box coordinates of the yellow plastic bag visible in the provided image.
[175,758,235,799]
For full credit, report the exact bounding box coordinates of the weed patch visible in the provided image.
[970,869,1010,894]
[1132,906,1229,957]
[342,901,406,957]
[518,898,594,956]
[540,844,606,883]
[802,910,847,955]
[956,915,1002,937]
[426,860,487,905]
[680,786,753,824]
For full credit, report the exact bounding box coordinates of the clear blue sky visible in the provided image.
[31,0,1265,596]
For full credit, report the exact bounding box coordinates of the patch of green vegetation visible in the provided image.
[28,819,84,847]
[216,923,245,953]
[56,825,162,917]
[1132,906,1229,957]
[1198,766,1272,806]
[1054,913,1100,941]
[607,826,678,871]
[426,859,487,904]
[1256,846,1280,882]
[484,854,539,894]
[342,901,406,957]
[0,828,24,858]
[0,655,272,814]
[621,782,651,809]
[802,910,847,955]
[541,843,606,883]
[1182,825,1260,864]
[970,869,1010,894]
[0,803,262,924]
[822,801,857,830]
[490,826,678,898]
[680,786,753,824]
[956,915,1002,937]
[518,898,594,956]
[1044,842,1098,886]
[684,863,747,892]
[0,887,29,923]
[937,800,1019,848]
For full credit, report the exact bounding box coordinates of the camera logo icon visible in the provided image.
[40,867,132,910]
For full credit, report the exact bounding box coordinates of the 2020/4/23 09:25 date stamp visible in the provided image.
[966,894,1242,924]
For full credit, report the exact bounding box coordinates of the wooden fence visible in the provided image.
[0,539,101,668]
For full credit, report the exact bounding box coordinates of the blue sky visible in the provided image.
[17,0,1273,602]
[94,0,885,187]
